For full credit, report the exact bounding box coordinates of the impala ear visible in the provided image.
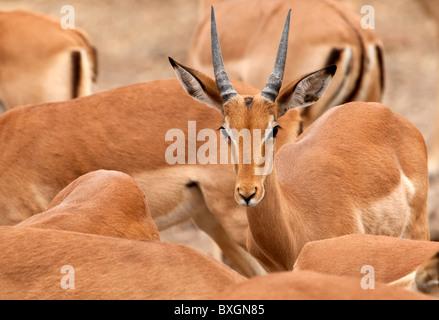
[275,65,337,117]
[169,57,224,113]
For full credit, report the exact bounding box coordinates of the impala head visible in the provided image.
[170,7,336,206]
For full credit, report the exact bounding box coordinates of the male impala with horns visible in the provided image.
[170,7,430,272]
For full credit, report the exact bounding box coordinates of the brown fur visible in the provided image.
[213,270,435,300]
[176,13,429,271]
[2,170,243,299]
[186,75,430,272]
[188,0,384,129]
[294,234,439,283]
[16,170,160,241]
[245,102,429,272]
[0,10,97,110]
[429,111,439,179]
[0,226,245,299]
[173,58,429,273]
[0,78,294,277]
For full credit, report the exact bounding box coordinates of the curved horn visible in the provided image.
[261,9,292,102]
[211,6,238,103]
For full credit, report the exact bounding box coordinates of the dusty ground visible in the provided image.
[1,0,438,248]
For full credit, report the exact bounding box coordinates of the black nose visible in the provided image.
[238,188,257,205]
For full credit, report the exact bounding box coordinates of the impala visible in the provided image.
[212,270,435,300]
[17,170,160,241]
[0,226,245,299]
[0,10,97,111]
[293,235,439,298]
[188,0,384,130]
[0,76,307,277]
[171,7,430,272]
[425,0,439,180]
[294,234,439,283]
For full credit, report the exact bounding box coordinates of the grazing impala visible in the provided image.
[171,8,430,272]
[188,0,385,129]
[0,226,245,299]
[17,170,160,241]
[0,10,97,111]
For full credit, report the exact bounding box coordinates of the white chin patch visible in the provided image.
[236,198,261,207]
[247,199,260,207]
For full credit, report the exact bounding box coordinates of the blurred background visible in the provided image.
[1,0,438,248]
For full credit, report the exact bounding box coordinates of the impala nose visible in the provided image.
[237,187,257,206]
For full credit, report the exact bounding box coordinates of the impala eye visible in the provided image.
[271,125,281,138]
[273,126,279,138]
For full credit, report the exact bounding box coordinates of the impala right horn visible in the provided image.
[261,9,292,103]
[211,6,238,104]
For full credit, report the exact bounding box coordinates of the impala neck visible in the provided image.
[245,152,306,272]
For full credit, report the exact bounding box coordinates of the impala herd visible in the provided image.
[0,0,438,300]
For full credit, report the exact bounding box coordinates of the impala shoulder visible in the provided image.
[335,101,389,112]
[326,102,398,123]
[85,169,134,182]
